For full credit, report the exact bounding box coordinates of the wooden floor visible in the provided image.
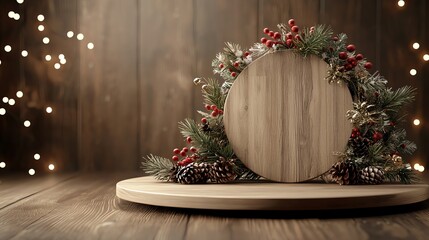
[1,172,429,240]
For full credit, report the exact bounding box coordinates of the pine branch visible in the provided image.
[201,78,226,109]
[141,155,174,181]
[384,167,419,184]
[294,25,333,57]
[378,86,416,114]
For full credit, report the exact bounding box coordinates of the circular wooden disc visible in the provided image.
[224,51,353,182]
[116,177,429,210]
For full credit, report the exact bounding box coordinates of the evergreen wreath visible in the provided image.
[142,18,418,185]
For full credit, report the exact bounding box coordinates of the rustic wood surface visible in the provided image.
[224,51,353,182]
[1,172,429,240]
[117,176,429,210]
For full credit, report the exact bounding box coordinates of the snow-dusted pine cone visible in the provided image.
[176,162,208,184]
[329,160,359,185]
[359,166,384,184]
[169,166,180,183]
[349,136,370,157]
[209,158,237,183]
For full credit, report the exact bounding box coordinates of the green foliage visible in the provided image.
[294,25,333,57]
[141,155,174,181]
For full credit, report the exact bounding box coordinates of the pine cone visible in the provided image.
[329,160,359,185]
[209,158,237,183]
[359,166,384,184]
[169,166,180,183]
[349,136,370,157]
[176,162,208,184]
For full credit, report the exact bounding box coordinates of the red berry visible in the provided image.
[233,62,239,67]
[347,57,356,63]
[364,62,373,69]
[261,37,267,43]
[173,148,180,154]
[291,26,299,33]
[389,122,395,126]
[219,63,224,69]
[286,32,293,39]
[180,151,186,156]
[244,51,250,56]
[229,68,233,72]
[401,144,406,149]
[351,61,358,67]
[294,35,301,41]
[286,39,293,47]
[265,40,274,47]
[186,137,192,143]
[205,104,211,110]
[211,111,219,117]
[344,64,353,71]
[213,108,219,114]
[182,147,189,152]
[288,19,295,26]
[218,110,223,115]
[373,132,383,141]
[310,26,315,31]
[332,36,339,41]
[268,31,274,37]
[352,127,359,132]
[346,44,356,52]
[211,105,217,110]
[263,27,270,34]
[201,117,207,124]
[172,156,179,161]
[231,72,237,77]
[351,133,356,138]
[356,54,363,60]
[339,52,348,60]
[273,32,281,39]
[190,147,197,152]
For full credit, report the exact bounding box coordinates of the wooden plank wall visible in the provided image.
[0,0,427,172]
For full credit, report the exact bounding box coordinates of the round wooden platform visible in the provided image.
[116,177,429,210]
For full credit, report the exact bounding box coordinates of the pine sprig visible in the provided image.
[294,25,333,57]
[201,78,226,109]
[384,167,419,184]
[141,155,174,181]
[378,86,416,114]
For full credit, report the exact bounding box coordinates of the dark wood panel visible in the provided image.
[78,0,139,170]
[138,0,195,159]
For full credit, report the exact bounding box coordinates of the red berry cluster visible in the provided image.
[218,52,250,78]
[205,104,223,117]
[261,19,300,49]
[338,44,373,71]
[372,131,383,142]
[172,138,199,166]
[350,127,361,138]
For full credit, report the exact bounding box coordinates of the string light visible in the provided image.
[34,153,40,160]
[67,31,74,38]
[4,45,11,52]
[17,0,24,4]
[87,42,94,49]
[8,99,15,106]
[414,163,420,170]
[0,60,2,65]
[413,119,421,126]
[412,42,420,49]
[398,0,405,7]
[8,11,15,18]
[60,58,66,64]
[419,165,425,172]
[46,106,53,113]
[24,120,31,127]
[45,55,52,61]
[2,97,8,103]
[21,50,28,57]
[58,54,65,60]
[38,25,44,31]
[0,108,5,115]
[423,54,429,61]
[37,14,44,21]
[48,164,55,171]
[54,63,61,69]
[0,162,5,168]
[43,37,50,44]
[28,168,35,175]
[13,13,20,21]
[409,69,417,76]
[77,33,84,40]
[16,91,23,98]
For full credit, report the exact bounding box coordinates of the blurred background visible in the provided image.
[0,0,427,175]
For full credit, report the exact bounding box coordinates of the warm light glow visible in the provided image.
[412,42,420,50]
[87,42,94,49]
[13,13,20,20]
[38,25,44,31]
[45,55,52,61]
[0,162,5,168]
[43,37,50,44]
[77,33,84,40]
[37,14,45,21]
[0,60,2,65]
[16,91,23,98]
[4,45,11,52]
[398,0,405,7]
[58,54,65,60]
[410,69,417,76]
[413,119,421,126]
[34,153,40,160]
[54,63,61,69]
[414,163,420,170]
[46,106,53,113]
[28,169,35,175]
[17,0,24,4]
[21,50,28,57]
[8,99,15,106]
[423,54,429,61]
[60,58,66,65]
[8,11,15,18]
[48,164,55,171]
[24,120,31,127]
[67,31,74,38]
[0,108,5,115]
[2,97,9,103]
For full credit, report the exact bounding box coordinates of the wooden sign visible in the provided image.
[223,51,353,182]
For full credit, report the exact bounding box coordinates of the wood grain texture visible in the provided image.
[117,176,429,210]
[224,51,353,182]
[2,173,429,240]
